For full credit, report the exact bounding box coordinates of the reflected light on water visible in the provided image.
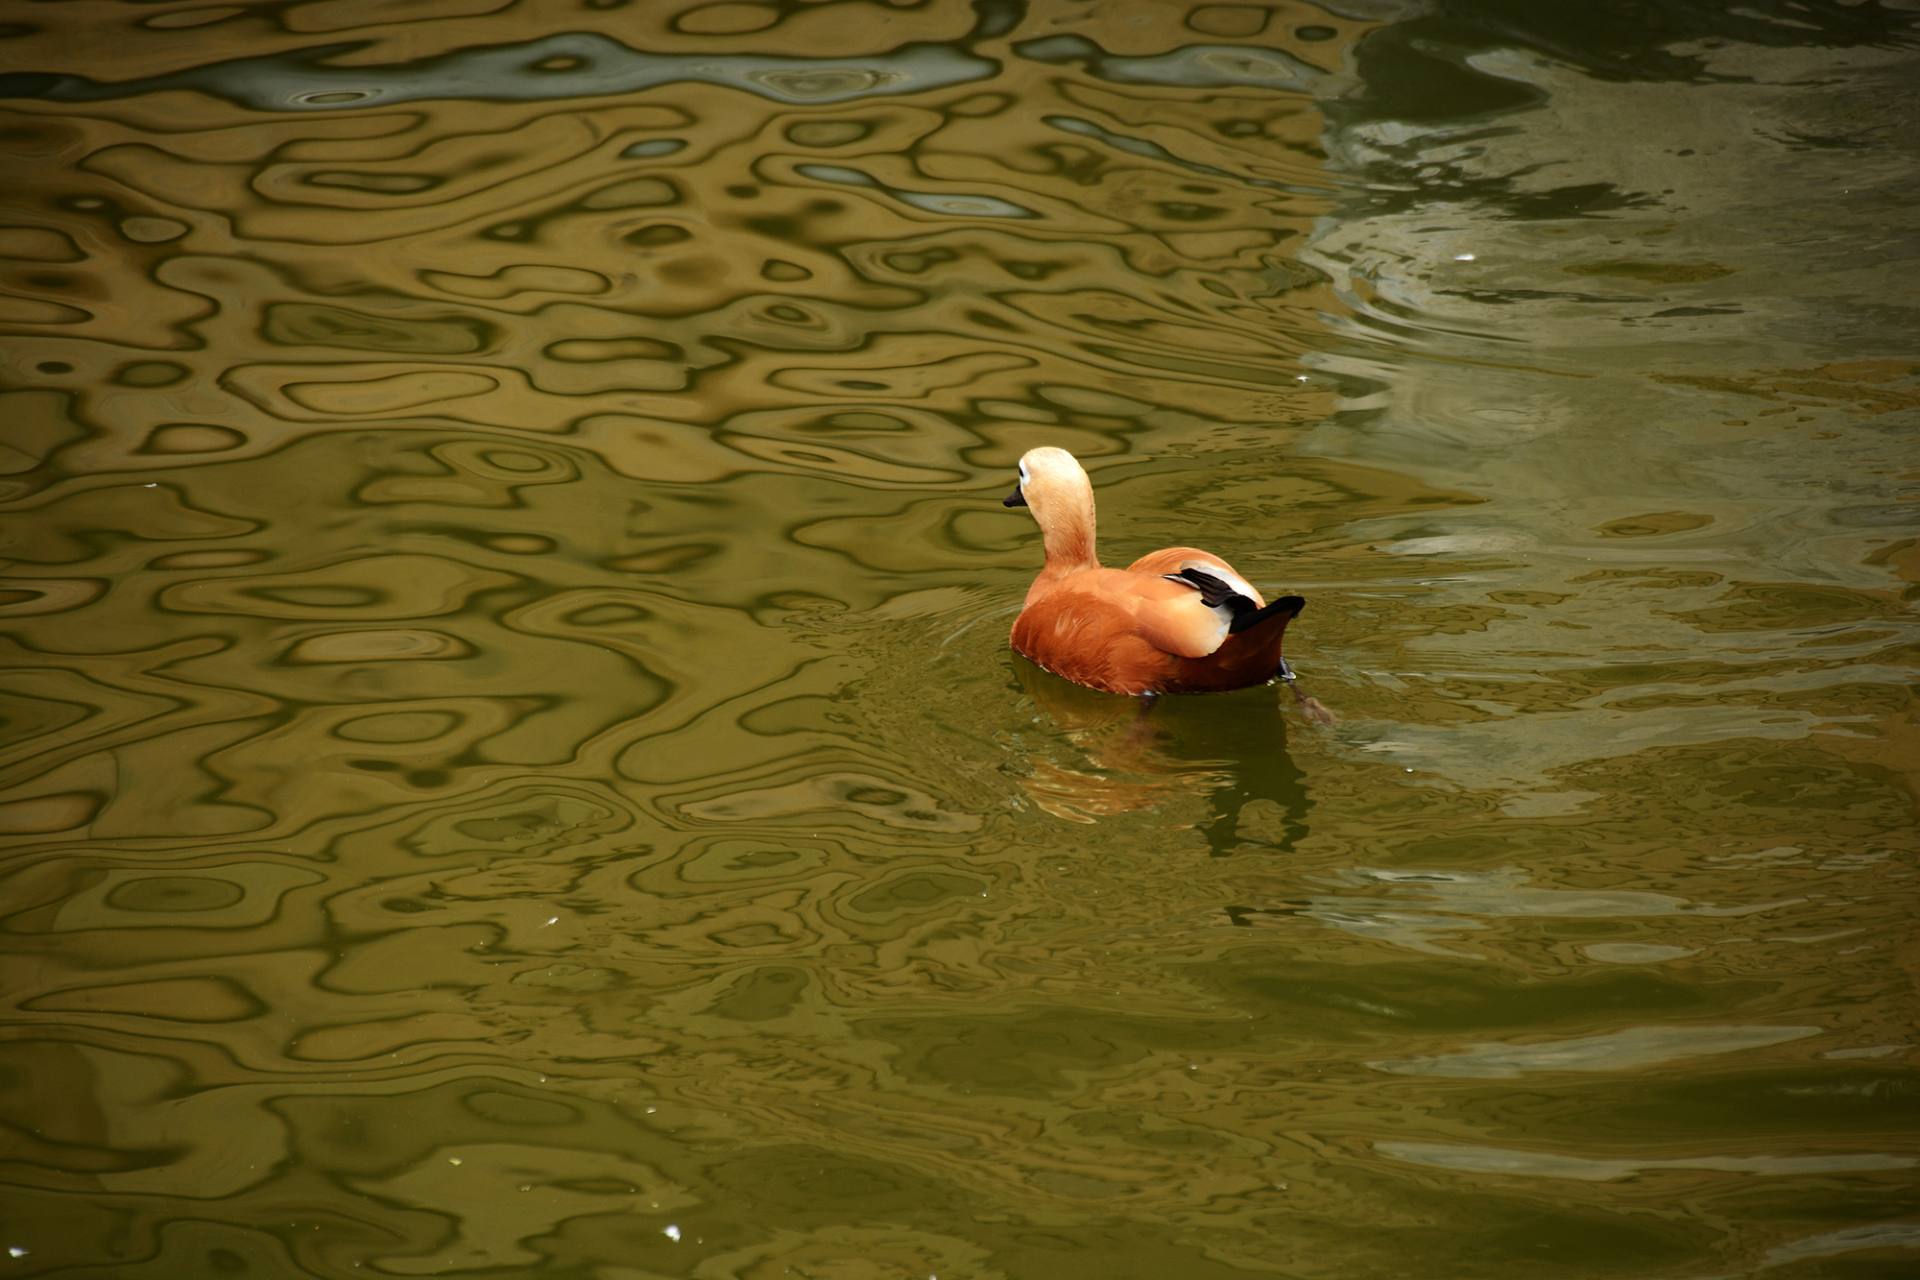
[1,1,1917,1277]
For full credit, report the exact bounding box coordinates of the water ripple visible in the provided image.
[3,2,1917,1277]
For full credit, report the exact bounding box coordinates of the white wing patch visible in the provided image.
[1196,606,1231,653]
[1172,562,1238,652]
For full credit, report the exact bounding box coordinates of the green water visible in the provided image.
[1,2,1917,1277]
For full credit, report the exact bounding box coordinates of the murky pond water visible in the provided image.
[3,2,1918,1276]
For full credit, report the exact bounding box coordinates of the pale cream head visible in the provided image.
[1015,446,1091,512]
[1010,446,1096,569]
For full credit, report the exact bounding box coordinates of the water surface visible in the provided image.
[2,2,1918,1277]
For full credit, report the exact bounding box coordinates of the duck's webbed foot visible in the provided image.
[1275,659,1336,726]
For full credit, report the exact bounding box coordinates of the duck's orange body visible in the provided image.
[1004,448,1305,697]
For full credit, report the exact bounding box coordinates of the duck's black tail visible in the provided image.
[1228,594,1306,635]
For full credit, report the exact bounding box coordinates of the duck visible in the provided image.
[1003,447,1328,717]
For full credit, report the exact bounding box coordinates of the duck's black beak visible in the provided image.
[1002,485,1028,508]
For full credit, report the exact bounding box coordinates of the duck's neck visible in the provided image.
[1038,492,1097,575]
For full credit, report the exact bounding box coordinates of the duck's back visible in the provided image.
[1011,553,1292,696]
[1011,572,1176,695]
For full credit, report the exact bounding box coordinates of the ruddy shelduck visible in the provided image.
[1004,447,1325,710]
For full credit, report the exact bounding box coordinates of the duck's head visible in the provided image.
[1004,447,1097,567]
[1002,446,1091,516]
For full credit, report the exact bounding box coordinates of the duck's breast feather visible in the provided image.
[1010,585,1154,690]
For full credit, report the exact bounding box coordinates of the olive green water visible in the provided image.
[2,2,1918,1277]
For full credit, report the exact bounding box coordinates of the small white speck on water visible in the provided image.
[663,1225,681,1243]
[1453,252,1476,261]
[447,1157,463,1166]
[7,1247,28,1259]
[143,483,158,488]
[542,915,559,926]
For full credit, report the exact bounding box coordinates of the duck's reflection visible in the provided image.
[1012,662,1311,855]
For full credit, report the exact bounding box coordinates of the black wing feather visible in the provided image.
[1163,568,1254,616]
[1162,569,1305,635]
